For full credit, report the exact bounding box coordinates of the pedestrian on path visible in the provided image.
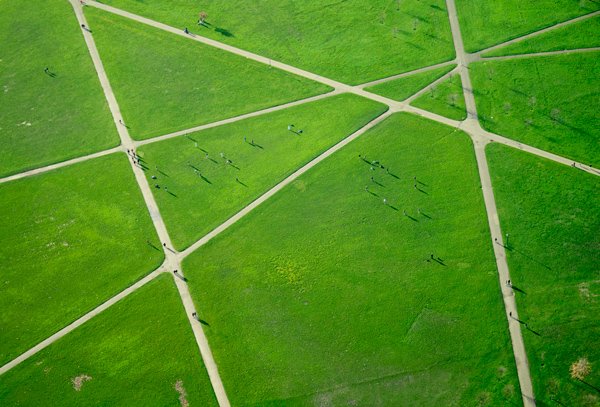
[192,312,197,319]
[184,27,189,34]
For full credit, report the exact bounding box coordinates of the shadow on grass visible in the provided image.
[215,27,234,37]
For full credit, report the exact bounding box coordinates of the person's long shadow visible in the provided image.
[416,186,428,195]
[249,142,264,149]
[576,378,600,394]
[507,245,552,270]
[372,180,384,187]
[199,174,212,184]
[199,318,210,326]
[388,205,399,211]
[387,172,400,179]
[366,190,379,198]
[236,179,248,187]
[158,169,169,177]
[511,285,526,295]
[405,214,418,222]
[420,211,432,219]
[166,190,177,197]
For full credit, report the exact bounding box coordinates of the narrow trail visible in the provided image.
[0,267,165,375]
[356,60,457,89]
[179,111,393,259]
[69,1,231,405]
[446,0,536,405]
[479,46,600,62]
[474,10,600,57]
[2,2,598,406]
[0,146,121,185]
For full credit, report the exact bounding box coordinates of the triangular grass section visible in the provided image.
[455,0,600,53]
[0,0,119,177]
[90,0,456,85]
[0,275,218,406]
[365,64,455,102]
[85,7,332,140]
[470,52,600,166]
[411,72,466,120]
[487,143,600,406]
[0,154,163,365]
[138,93,387,250]
[483,15,600,57]
[182,113,521,405]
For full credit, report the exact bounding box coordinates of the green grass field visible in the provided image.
[91,0,455,85]
[470,52,600,166]
[0,154,163,365]
[455,0,599,52]
[138,94,387,250]
[84,7,332,140]
[0,275,218,406]
[365,64,455,102]
[411,72,467,120]
[0,0,119,177]
[483,15,600,57]
[182,113,520,405]
[487,144,600,406]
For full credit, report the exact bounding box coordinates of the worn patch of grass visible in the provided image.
[92,0,455,85]
[411,72,466,120]
[0,154,163,365]
[365,64,455,102]
[455,0,599,52]
[483,15,600,57]
[487,143,600,406]
[84,7,332,140]
[470,52,600,166]
[0,0,119,177]
[138,94,387,250]
[0,275,218,406]
[183,113,520,405]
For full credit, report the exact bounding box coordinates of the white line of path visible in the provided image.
[445,0,536,405]
[479,47,600,62]
[474,10,600,58]
[135,90,343,147]
[0,146,121,185]
[0,267,165,375]
[355,60,457,89]
[70,2,231,406]
[403,66,459,104]
[179,110,393,259]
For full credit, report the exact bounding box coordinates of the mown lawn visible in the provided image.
[0,154,163,365]
[455,0,599,52]
[411,72,466,120]
[483,15,600,57]
[183,113,520,405]
[0,275,218,406]
[91,0,455,85]
[487,144,600,407]
[470,52,600,166]
[365,64,455,102]
[84,7,332,140]
[138,94,387,250]
[0,0,118,177]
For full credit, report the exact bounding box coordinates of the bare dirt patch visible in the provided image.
[174,380,189,407]
[71,374,92,391]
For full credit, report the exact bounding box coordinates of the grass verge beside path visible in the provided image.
[455,0,599,53]
[0,275,218,406]
[483,15,600,57]
[487,144,600,406]
[183,113,520,405]
[0,0,119,177]
[85,7,332,140]
[365,64,455,102]
[411,72,466,121]
[93,0,455,85]
[470,52,600,167]
[0,154,163,365]
[138,94,387,250]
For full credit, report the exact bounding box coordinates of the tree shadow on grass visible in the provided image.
[215,27,234,37]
